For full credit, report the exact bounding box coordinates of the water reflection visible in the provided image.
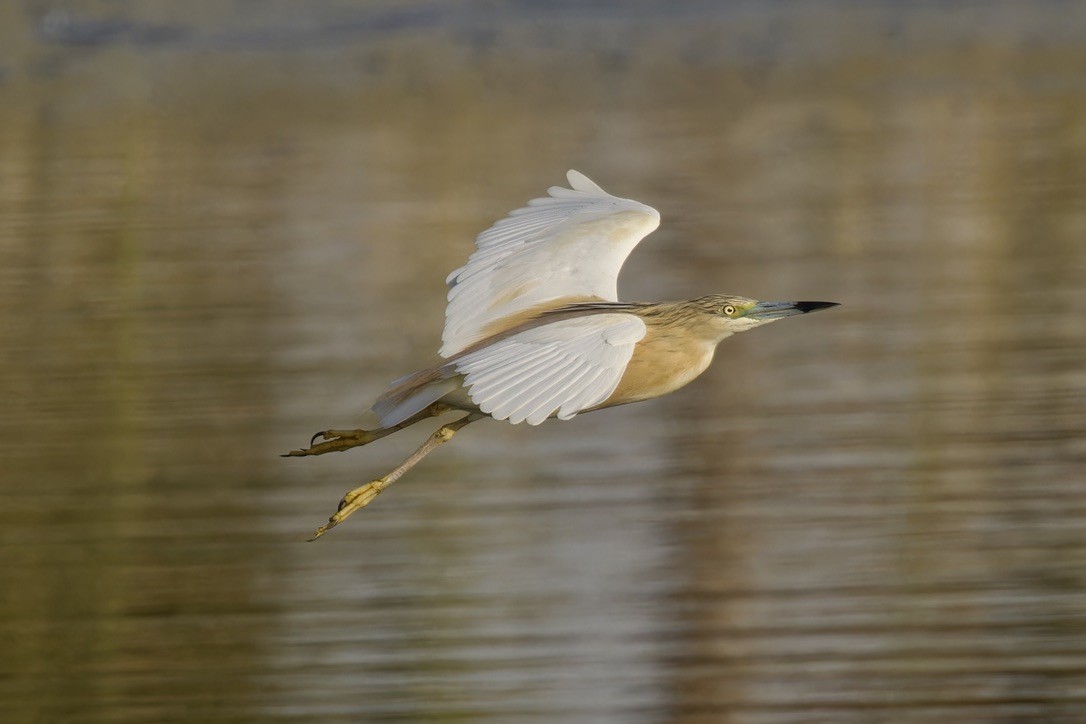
[2,2,1086,722]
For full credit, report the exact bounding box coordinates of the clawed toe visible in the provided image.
[310,428,364,446]
[308,479,386,540]
[281,429,377,457]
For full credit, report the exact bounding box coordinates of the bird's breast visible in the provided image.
[599,326,716,408]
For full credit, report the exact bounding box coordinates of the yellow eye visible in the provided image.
[722,305,736,316]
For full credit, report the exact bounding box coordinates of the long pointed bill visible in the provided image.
[747,300,840,320]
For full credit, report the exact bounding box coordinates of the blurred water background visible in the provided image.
[2,1,1086,722]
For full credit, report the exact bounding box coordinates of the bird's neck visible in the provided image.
[637,301,731,345]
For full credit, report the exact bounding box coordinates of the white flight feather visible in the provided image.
[440,170,660,357]
[453,314,647,425]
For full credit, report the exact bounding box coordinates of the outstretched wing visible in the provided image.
[452,313,647,425]
[440,170,660,357]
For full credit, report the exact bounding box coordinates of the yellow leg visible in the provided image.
[282,403,451,457]
[308,413,483,541]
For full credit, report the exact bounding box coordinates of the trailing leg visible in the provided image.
[308,412,484,540]
[282,402,452,457]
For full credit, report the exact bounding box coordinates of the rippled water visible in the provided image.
[3,3,1086,722]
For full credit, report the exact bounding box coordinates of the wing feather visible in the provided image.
[556,368,610,420]
[469,350,568,401]
[522,361,595,425]
[500,357,586,424]
[440,170,660,357]
[491,357,585,423]
[453,313,647,425]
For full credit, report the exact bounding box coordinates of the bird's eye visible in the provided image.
[722,305,736,316]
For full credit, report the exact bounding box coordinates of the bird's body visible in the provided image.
[376,298,738,424]
[289,171,838,539]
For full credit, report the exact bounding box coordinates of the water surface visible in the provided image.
[2,2,1086,722]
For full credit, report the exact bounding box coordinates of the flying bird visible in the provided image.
[287,170,838,539]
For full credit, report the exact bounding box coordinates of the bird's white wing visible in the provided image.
[453,313,647,425]
[440,170,660,357]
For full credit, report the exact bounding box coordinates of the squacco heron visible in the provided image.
[288,170,838,539]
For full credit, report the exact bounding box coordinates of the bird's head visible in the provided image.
[687,294,839,343]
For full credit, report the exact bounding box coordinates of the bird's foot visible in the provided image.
[308,477,388,541]
[281,429,378,457]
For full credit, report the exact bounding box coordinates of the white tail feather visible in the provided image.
[372,378,458,428]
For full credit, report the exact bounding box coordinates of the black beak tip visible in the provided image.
[795,301,840,314]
